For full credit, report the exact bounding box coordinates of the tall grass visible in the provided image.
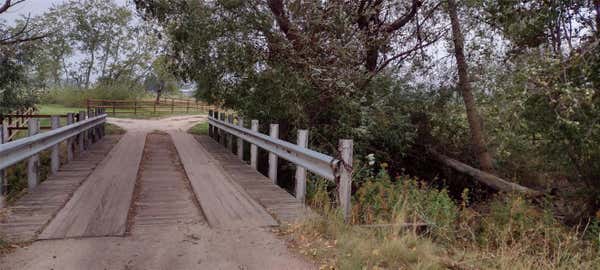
[283,166,600,269]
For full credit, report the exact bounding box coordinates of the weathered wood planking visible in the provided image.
[39,131,145,239]
[129,132,204,231]
[170,131,278,228]
[0,136,120,242]
[194,135,312,225]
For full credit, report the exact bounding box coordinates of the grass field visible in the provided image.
[188,122,209,135]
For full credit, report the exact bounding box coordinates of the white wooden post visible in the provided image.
[295,129,309,203]
[250,120,259,169]
[66,113,74,161]
[28,118,40,189]
[0,124,7,208]
[237,117,244,160]
[268,124,279,184]
[338,139,353,222]
[227,114,234,152]
[50,116,61,174]
[78,111,86,152]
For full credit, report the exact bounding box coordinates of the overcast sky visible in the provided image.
[1,0,130,24]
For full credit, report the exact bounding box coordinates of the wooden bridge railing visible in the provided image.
[87,98,215,116]
[0,108,108,208]
[207,110,354,221]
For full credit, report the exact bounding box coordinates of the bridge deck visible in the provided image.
[39,132,145,239]
[2,127,310,242]
[195,135,311,225]
[0,135,120,242]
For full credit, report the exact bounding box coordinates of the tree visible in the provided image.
[446,0,494,173]
[0,0,47,112]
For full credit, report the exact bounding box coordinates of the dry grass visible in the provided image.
[281,176,600,269]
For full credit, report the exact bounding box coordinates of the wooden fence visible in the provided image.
[0,108,89,142]
[86,98,215,116]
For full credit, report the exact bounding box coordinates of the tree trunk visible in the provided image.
[84,49,95,89]
[429,149,542,196]
[447,0,495,173]
[595,0,600,36]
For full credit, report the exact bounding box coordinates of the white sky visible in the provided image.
[1,0,130,24]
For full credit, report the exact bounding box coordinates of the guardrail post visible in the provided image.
[50,116,61,175]
[66,113,74,161]
[250,120,259,169]
[237,117,244,160]
[0,124,7,208]
[101,108,106,137]
[95,108,102,140]
[28,118,40,189]
[219,112,225,146]
[227,114,234,152]
[208,110,214,138]
[88,110,96,144]
[338,139,353,222]
[295,129,309,203]
[78,111,86,152]
[268,124,279,184]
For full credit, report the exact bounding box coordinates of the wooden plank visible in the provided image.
[170,131,277,228]
[129,133,204,230]
[0,136,120,242]
[39,132,145,239]
[195,135,313,225]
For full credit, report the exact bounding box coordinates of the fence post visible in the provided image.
[208,110,214,138]
[186,100,190,113]
[237,117,244,160]
[295,129,309,203]
[50,116,61,175]
[268,124,279,184]
[134,101,137,115]
[112,102,116,116]
[28,118,40,189]
[250,120,259,169]
[66,113,74,161]
[227,114,234,152]
[171,98,175,113]
[338,139,354,222]
[78,111,86,152]
[0,124,7,208]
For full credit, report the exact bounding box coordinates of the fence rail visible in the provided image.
[87,98,215,116]
[207,110,354,221]
[0,108,107,208]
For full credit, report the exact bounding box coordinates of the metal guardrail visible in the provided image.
[0,114,107,171]
[208,110,354,221]
[208,115,339,181]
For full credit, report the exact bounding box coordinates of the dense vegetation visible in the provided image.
[2,0,600,268]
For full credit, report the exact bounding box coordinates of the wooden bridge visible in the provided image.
[0,110,352,269]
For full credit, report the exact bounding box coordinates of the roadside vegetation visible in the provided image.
[188,122,209,136]
[282,167,600,269]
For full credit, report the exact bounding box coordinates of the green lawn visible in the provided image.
[188,122,209,135]
[37,104,84,115]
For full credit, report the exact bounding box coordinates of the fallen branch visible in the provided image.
[428,149,544,196]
